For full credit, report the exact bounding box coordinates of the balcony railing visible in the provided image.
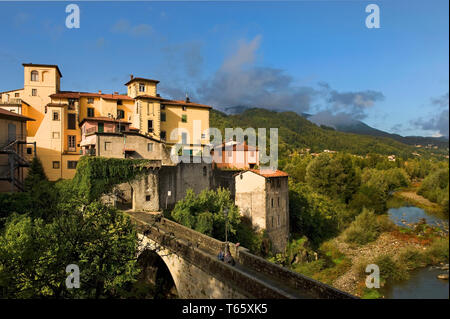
[0,98,22,105]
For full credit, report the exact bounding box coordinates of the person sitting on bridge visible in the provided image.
[217,250,224,262]
[224,251,235,266]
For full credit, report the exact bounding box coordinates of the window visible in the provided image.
[271,216,274,228]
[278,197,280,207]
[52,111,59,121]
[68,99,76,110]
[67,161,78,169]
[31,71,39,82]
[148,120,153,133]
[117,109,125,119]
[87,107,94,117]
[271,198,274,208]
[98,122,104,133]
[68,113,76,130]
[147,143,153,152]
[181,114,187,123]
[139,83,145,92]
[181,132,187,145]
[160,105,165,110]
[52,132,60,139]
[32,89,37,96]
[68,135,76,151]
[117,99,123,106]
[145,195,151,201]
[160,130,166,141]
[14,93,19,97]
[182,106,187,111]
[104,142,112,151]
[160,112,166,122]
[278,215,280,226]
[27,147,32,155]
[53,161,60,169]
[87,97,94,104]
[201,133,206,139]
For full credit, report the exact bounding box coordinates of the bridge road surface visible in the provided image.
[129,211,321,299]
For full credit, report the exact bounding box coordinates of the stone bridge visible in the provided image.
[128,211,356,299]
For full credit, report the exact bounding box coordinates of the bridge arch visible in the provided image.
[137,249,178,299]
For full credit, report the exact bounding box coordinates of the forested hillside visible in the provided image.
[210,108,421,159]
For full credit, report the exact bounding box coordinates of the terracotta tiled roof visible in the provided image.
[137,95,211,109]
[214,142,258,151]
[0,88,23,94]
[124,77,160,86]
[162,100,212,109]
[50,91,133,100]
[0,108,35,122]
[23,63,62,77]
[79,117,131,125]
[248,169,289,178]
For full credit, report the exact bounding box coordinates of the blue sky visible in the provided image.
[0,0,448,137]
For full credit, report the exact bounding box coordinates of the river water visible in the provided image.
[384,205,449,299]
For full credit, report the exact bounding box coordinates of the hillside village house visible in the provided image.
[0,108,35,192]
[0,63,211,180]
[211,141,259,169]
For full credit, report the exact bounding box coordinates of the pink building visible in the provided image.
[211,141,259,170]
[79,117,135,155]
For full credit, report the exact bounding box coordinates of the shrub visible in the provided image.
[374,255,409,282]
[343,209,394,245]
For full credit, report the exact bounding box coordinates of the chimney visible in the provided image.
[185,96,190,103]
[98,90,102,94]
[130,74,134,80]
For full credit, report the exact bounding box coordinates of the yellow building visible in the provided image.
[0,63,211,181]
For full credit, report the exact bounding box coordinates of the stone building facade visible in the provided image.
[234,169,289,253]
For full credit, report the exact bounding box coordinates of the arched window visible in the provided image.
[31,71,39,82]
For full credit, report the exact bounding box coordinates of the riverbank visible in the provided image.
[391,182,446,217]
[330,227,448,298]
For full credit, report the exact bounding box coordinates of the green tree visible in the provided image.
[289,182,350,246]
[305,153,360,203]
[0,202,139,299]
[171,188,241,241]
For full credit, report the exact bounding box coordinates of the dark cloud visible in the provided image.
[319,83,385,120]
[309,110,359,128]
[158,35,385,119]
[413,92,449,138]
[195,35,318,112]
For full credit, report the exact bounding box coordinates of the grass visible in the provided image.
[291,240,351,285]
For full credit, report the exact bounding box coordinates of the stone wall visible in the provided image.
[236,249,354,299]
[158,162,213,210]
[265,176,289,253]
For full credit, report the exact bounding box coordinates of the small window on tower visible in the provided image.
[32,89,37,96]
[87,98,94,104]
[181,114,187,123]
[139,83,145,92]
[87,108,94,117]
[31,71,39,82]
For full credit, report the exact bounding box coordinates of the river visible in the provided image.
[384,205,449,299]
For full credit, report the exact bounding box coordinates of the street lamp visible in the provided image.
[223,207,229,247]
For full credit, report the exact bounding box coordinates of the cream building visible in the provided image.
[0,63,211,181]
[234,169,289,253]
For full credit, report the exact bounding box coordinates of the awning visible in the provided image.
[80,135,97,147]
